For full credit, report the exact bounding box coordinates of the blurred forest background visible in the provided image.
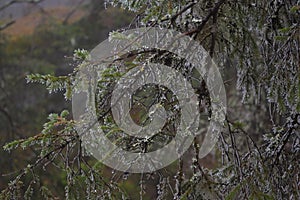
[0,0,299,199]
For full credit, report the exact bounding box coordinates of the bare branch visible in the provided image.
[0,0,43,12]
[182,0,226,37]
[0,20,15,31]
[62,0,85,25]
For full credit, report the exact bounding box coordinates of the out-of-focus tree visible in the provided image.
[1,0,299,199]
